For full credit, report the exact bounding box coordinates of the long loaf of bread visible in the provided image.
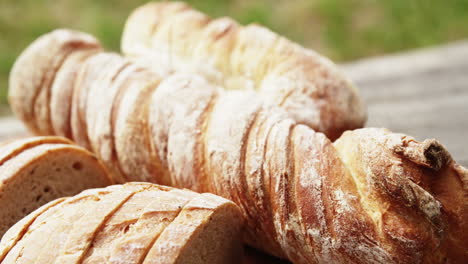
[0,136,112,237]
[9,30,468,263]
[0,182,244,264]
[121,1,366,141]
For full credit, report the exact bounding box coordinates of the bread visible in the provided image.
[142,193,244,264]
[50,48,100,138]
[10,30,468,263]
[8,29,102,135]
[121,1,367,140]
[0,136,112,237]
[0,183,244,264]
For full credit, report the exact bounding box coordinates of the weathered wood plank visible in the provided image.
[341,41,468,167]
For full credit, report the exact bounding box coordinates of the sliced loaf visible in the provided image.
[0,183,243,264]
[0,136,112,237]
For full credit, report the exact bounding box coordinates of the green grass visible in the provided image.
[1,0,468,108]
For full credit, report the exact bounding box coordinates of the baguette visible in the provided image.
[10,30,468,263]
[0,136,112,237]
[8,29,101,135]
[0,183,244,264]
[122,1,367,140]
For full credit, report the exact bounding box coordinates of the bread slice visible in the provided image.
[50,49,100,138]
[142,193,244,264]
[0,136,72,165]
[0,186,130,264]
[148,73,218,189]
[1,189,100,263]
[2,183,243,264]
[84,53,131,184]
[47,184,147,264]
[70,52,122,150]
[112,67,164,184]
[9,29,101,135]
[0,141,112,236]
[1,196,71,263]
[82,184,197,263]
[0,198,66,261]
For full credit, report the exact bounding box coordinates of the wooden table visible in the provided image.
[1,41,467,166]
[341,40,468,167]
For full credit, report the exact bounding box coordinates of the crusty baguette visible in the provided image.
[0,137,112,237]
[83,53,131,184]
[112,68,168,184]
[50,49,100,138]
[122,1,367,140]
[0,183,244,264]
[8,29,101,135]
[9,30,468,263]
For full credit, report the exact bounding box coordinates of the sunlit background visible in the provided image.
[1,0,468,113]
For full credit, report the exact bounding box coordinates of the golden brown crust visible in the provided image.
[9,29,101,135]
[142,193,243,264]
[243,107,286,255]
[112,67,164,184]
[0,198,66,262]
[3,184,243,264]
[334,128,468,263]
[0,138,112,238]
[50,49,101,138]
[148,74,219,190]
[11,29,467,263]
[122,1,367,140]
[0,136,72,166]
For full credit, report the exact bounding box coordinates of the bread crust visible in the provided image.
[85,55,132,184]
[54,184,148,264]
[0,136,72,165]
[0,139,112,238]
[122,2,367,140]
[50,49,100,138]
[3,183,243,264]
[9,30,101,135]
[0,198,66,262]
[112,67,164,184]
[142,193,243,264]
[2,190,99,263]
[10,29,468,263]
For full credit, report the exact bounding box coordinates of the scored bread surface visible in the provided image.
[0,139,112,237]
[142,193,243,264]
[82,185,197,263]
[122,1,367,140]
[1,183,243,264]
[9,29,468,263]
[0,198,66,261]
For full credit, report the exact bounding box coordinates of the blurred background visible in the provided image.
[1,0,468,113]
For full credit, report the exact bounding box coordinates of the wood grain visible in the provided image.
[341,40,468,167]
